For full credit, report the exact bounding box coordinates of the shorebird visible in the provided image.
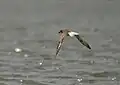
[55,28,91,57]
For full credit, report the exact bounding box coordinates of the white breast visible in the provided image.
[68,32,79,37]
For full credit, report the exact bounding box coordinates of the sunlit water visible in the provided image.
[0,0,120,85]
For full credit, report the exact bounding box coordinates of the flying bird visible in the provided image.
[55,28,91,57]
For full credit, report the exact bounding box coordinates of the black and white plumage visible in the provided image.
[55,29,91,57]
[68,31,91,49]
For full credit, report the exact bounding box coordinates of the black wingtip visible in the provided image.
[88,46,91,49]
[87,45,91,49]
[75,35,92,50]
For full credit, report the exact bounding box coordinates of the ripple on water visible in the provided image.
[21,80,48,85]
[90,71,119,78]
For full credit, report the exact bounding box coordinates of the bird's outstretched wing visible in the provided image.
[55,36,64,57]
[74,35,91,49]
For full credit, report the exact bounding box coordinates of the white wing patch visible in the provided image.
[58,42,62,48]
[68,32,79,37]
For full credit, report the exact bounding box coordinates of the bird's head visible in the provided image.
[58,30,63,34]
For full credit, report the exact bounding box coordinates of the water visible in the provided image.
[0,0,120,85]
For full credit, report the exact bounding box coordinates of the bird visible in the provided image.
[55,28,91,57]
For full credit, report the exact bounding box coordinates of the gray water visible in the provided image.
[0,0,120,85]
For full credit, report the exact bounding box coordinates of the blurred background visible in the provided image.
[0,0,120,85]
